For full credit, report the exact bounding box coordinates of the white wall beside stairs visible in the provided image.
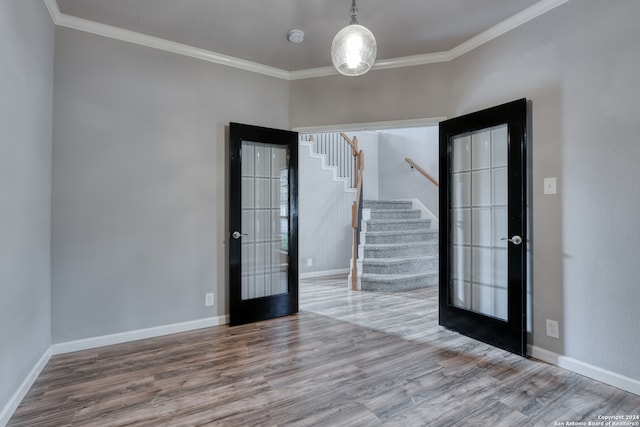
[298,141,355,276]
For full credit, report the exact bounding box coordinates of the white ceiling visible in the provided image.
[53,0,558,75]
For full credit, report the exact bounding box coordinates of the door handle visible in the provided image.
[501,235,523,245]
[231,231,248,240]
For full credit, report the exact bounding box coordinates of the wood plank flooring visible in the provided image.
[9,276,640,426]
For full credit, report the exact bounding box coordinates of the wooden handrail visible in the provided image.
[352,152,364,229]
[340,132,359,156]
[340,133,361,187]
[350,150,364,291]
[405,157,439,187]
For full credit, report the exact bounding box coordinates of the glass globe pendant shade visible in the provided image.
[331,24,377,76]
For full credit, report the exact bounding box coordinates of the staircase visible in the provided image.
[300,133,356,190]
[357,200,438,292]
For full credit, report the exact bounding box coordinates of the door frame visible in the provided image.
[438,99,528,356]
[228,122,299,326]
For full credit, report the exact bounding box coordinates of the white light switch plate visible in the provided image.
[544,177,557,195]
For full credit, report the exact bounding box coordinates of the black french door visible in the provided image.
[228,122,298,326]
[439,99,528,356]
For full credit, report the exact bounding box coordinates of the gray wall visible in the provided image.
[447,0,640,380]
[51,28,289,342]
[0,0,54,418]
[290,63,451,128]
[378,126,439,214]
[291,1,640,383]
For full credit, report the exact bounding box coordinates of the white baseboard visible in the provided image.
[300,268,349,279]
[0,347,51,427]
[558,356,640,396]
[529,345,640,396]
[528,344,559,364]
[51,315,229,355]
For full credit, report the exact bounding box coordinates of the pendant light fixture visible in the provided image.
[331,0,377,76]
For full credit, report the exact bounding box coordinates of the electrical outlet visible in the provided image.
[544,177,557,195]
[306,258,313,267]
[205,293,214,307]
[546,319,560,339]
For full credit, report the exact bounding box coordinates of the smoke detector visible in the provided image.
[287,29,304,44]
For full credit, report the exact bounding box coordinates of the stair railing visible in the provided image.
[341,134,364,291]
[405,157,439,187]
[301,133,356,187]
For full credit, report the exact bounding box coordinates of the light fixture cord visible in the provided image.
[349,0,359,24]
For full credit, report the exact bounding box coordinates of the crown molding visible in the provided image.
[43,0,289,80]
[43,0,60,22]
[448,0,571,60]
[44,0,571,81]
[288,51,453,80]
[372,51,453,71]
[289,66,339,80]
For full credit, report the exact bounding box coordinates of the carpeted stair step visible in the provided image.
[364,229,438,244]
[356,199,439,292]
[369,209,421,220]
[363,255,438,275]
[363,200,413,210]
[360,271,439,292]
[364,241,437,258]
[365,218,431,232]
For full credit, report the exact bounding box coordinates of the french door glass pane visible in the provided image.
[241,141,289,300]
[451,124,508,320]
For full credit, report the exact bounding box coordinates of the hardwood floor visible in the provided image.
[9,276,639,426]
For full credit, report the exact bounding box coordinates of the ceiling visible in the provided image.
[54,0,548,74]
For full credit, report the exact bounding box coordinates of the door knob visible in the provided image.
[231,231,248,239]
[501,235,522,245]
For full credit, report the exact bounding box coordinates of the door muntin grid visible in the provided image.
[240,141,289,300]
[450,124,508,321]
